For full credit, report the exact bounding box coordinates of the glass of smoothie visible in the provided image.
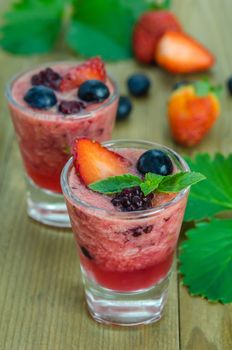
[61,139,191,326]
[6,58,118,227]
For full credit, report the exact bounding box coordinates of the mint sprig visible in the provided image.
[88,171,205,196]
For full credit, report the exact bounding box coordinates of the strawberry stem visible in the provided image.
[151,0,172,10]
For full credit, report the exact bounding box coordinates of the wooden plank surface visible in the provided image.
[0,0,232,349]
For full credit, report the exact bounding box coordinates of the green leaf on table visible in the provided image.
[89,174,142,194]
[184,153,232,221]
[0,0,64,54]
[66,0,149,60]
[179,219,232,304]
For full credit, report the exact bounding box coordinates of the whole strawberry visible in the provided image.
[168,81,221,147]
[133,1,182,64]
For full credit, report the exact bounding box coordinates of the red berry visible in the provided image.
[60,57,106,92]
[73,138,131,185]
[133,11,182,64]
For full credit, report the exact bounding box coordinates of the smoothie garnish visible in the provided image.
[73,138,131,185]
[77,80,110,103]
[58,100,85,115]
[31,67,62,91]
[111,186,154,212]
[23,58,110,113]
[24,85,57,109]
[88,171,205,196]
[137,149,173,175]
[60,57,106,92]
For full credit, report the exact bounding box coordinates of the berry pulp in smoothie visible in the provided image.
[7,63,118,193]
[64,148,188,292]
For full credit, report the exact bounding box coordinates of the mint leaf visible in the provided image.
[184,153,232,221]
[158,172,206,193]
[0,0,64,54]
[179,219,232,304]
[89,174,142,194]
[140,173,163,196]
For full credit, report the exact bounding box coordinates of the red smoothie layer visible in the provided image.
[8,63,118,193]
[65,149,188,292]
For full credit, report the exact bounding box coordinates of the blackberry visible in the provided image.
[58,100,85,115]
[31,67,62,91]
[111,186,154,212]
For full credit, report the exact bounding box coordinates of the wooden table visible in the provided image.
[0,0,232,349]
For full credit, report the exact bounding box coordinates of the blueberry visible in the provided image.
[116,96,132,121]
[137,149,173,176]
[24,85,57,109]
[127,74,151,97]
[172,80,190,91]
[227,77,232,95]
[78,80,110,103]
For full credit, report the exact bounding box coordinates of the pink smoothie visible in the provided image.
[64,149,188,292]
[7,63,118,193]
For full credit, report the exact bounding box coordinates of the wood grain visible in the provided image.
[0,0,232,349]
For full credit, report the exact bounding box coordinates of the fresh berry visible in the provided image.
[78,80,110,103]
[60,57,106,92]
[31,67,62,91]
[24,85,57,109]
[227,77,232,95]
[116,96,132,121]
[73,138,131,185]
[133,11,182,64]
[111,186,154,212]
[168,83,221,147]
[137,149,173,176]
[172,80,190,90]
[58,100,85,115]
[155,31,215,74]
[127,74,151,97]
[130,225,153,237]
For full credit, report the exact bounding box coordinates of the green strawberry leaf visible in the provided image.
[140,173,163,196]
[184,153,232,221]
[179,219,232,304]
[158,172,206,193]
[66,0,146,60]
[194,80,222,99]
[0,0,64,54]
[89,174,142,194]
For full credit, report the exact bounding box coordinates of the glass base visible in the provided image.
[26,176,71,228]
[83,271,170,326]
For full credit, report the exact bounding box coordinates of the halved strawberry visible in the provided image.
[155,31,215,73]
[73,138,131,185]
[133,10,182,64]
[60,57,106,92]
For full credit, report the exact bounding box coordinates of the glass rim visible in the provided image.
[61,139,190,219]
[5,60,119,121]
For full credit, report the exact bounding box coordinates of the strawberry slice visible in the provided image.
[60,57,106,92]
[73,138,131,185]
[155,31,215,73]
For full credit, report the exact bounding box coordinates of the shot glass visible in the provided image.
[61,140,189,326]
[6,62,118,227]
